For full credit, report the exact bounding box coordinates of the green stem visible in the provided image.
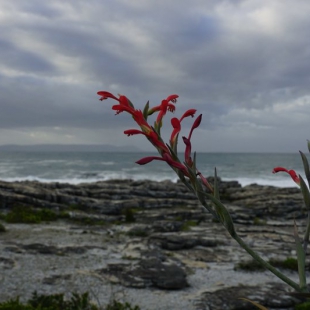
[233,234,304,292]
[178,169,305,292]
[303,210,310,253]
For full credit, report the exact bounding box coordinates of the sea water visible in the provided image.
[0,151,308,188]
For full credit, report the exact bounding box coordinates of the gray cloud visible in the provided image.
[0,0,309,152]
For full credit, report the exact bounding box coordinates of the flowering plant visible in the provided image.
[98,91,310,297]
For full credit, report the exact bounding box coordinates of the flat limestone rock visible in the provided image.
[0,179,308,309]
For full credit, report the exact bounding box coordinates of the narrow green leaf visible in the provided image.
[166,144,180,161]
[179,174,194,191]
[300,151,310,186]
[191,151,197,174]
[213,168,220,200]
[183,161,199,182]
[288,292,310,298]
[294,220,307,290]
[307,140,310,153]
[303,212,310,253]
[201,191,236,237]
[150,126,165,147]
[300,176,310,211]
[143,100,150,120]
[171,134,178,155]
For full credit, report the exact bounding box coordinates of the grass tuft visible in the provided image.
[0,292,141,310]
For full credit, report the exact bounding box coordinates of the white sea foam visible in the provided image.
[0,152,307,187]
[225,177,299,188]
[0,174,295,188]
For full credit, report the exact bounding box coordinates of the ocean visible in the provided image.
[0,151,308,188]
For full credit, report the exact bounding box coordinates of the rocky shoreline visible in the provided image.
[0,178,309,309]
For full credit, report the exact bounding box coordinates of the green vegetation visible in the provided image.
[68,203,85,211]
[0,205,143,227]
[253,217,267,226]
[295,302,310,310]
[0,205,110,226]
[122,208,136,223]
[174,215,183,221]
[106,300,140,310]
[3,206,59,224]
[235,257,300,272]
[0,292,141,310]
[127,228,148,237]
[0,222,6,232]
[0,292,97,310]
[121,208,141,223]
[234,259,266,271]
[181,220,198,231]
[269,257,298,271]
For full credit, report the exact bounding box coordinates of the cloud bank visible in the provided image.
[0,0,309,152]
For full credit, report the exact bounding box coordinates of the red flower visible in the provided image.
[170,118,181,146]
[155,99,169,126]
[148,94,178,116]
[169,109,197,148]
[124,129,169,154]
[98,91,135,115]
[177,114,202,168]
[148,103,175,115]
[112,96,135,115]
[182,136,193,167]
[124,129,145,136]
[97,91,119,101]
[98,91,196,178]
[154,95,179,126]
[272,167,300,185]
[132,110,152,134]
[197,172,214,192]
[136,153,189,177]
[147,131,170,154]
[166,94,179,103]
[179,109,196,122]
[188,114,202,140]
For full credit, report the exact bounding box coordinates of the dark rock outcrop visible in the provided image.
[196,282,299,310]
[98,257,189,290]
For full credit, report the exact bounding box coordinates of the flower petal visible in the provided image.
[166,94,179,103]
[170,118,181,147]
[188,114,202,140]
[272,166,300,185]
[180,109,196,122]
[97,91,119,101]
[136,156,165,165]
[124,129,145,136]
[182,136,193,166]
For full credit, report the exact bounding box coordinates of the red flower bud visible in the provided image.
[188,114,202,140]
[272,167,300,185]
[180,109,196,122]
[124,129,145,136]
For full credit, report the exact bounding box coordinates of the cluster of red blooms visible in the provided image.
[98,91,301,188]
[97,91,213,190]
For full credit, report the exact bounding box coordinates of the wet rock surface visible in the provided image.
[0,179,308,309]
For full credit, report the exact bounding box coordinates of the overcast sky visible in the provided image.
[0,0,309,152]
